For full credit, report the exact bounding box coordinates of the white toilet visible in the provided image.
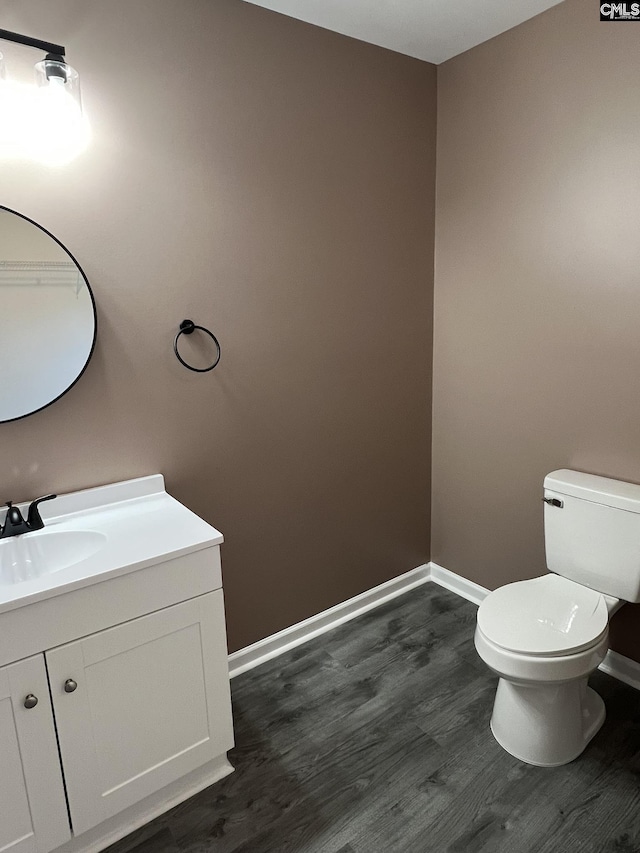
[475,469,640,767]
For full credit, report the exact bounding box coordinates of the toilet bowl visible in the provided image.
[475,469,640,766]
[475,574,617,766]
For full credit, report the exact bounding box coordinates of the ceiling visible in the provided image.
[242,0,565,65]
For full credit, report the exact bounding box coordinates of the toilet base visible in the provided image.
[490,676,605,767]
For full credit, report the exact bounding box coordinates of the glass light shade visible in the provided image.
[0,57,89,166]
[34,58,82,112]
[31,59,89,165]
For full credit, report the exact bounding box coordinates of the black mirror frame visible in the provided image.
[0,205,97,424]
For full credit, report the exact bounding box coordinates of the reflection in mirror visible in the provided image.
[0,207,96,422]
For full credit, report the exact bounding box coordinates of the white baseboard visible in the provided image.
[228,564,431,678]
[228,560,640,691]
[429,562,489,605]
[598,649,640,691]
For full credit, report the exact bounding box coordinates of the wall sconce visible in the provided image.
[0,28,89,166]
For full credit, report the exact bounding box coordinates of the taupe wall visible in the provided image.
[433,0,640,660]
[1,0,436,651]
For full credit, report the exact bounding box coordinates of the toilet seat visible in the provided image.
[477,574,609,657]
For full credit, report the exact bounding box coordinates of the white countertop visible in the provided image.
[0,475,223,615]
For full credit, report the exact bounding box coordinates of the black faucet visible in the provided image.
[0,494,57,539]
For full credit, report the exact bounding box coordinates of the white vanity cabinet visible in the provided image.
[0,589,233,853]
[0,655,70,853]
[47,591,233,837]
[0,476,234,853]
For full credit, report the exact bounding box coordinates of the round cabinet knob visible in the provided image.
[24,694,38,709]
[64,678,78,693]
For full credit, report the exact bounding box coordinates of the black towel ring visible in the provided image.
[173,319,221,373]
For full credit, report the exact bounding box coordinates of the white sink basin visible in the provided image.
[0,530,107,585]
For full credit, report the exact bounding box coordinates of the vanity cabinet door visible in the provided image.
[46,591,234,837]
[0,655,71,853]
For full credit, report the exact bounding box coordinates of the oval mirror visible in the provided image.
[0,206,96,423]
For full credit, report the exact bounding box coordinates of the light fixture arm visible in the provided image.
[0,28,65,58]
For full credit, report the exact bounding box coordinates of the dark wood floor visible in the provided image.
[106,584,640,853]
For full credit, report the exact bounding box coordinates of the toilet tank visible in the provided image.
[544,469,640,602]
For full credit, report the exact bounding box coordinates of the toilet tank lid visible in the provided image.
[545,469,640,514]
